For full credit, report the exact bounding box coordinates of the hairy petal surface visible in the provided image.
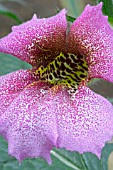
[68,3,113,82]
[0,82,58,164]
[0,82,113,163]
[0,10,67,66]
[55,86,113,157]
[0,70,35,116]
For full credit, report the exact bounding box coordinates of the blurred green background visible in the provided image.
[0,0,113,170]
[0,0,96,38]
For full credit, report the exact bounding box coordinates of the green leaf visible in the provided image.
[97,0,113,17]
[60,0,85,18]
[66,15,76,22]
[0,11,22,24]
[108,16,113,26]
[101,143,113,170]
[0,135,104,170]
[82,153,102,170]
[0,136,13,163]
[1,0,26,6]
[0,4,22,24]
[51,148,86,170]
[52,149,103,170]
[0,53,31,76]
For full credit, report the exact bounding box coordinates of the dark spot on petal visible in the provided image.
[49,74,53,80]
[60,56,65,63]
[79,74,86,78]
[62,72,66,76]
[66,58,71,64]
[57,70,60,75]
[61,63,66,71]
[53,71,57,77]
[55,59,59,68]
[66,67,72,72]
[50,63,55,70]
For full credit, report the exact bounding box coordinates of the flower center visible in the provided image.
[35,52,88,90]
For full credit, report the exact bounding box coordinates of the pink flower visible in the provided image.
[0,3,113,164]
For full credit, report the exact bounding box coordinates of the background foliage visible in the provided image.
[0,0,113,169]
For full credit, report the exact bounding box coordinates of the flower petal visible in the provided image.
[0,82,58,164]
[68,3,113,82]
[0,10,67,66]
[0,70,35,116]
[55,86,113,157]
[1,80,113,163]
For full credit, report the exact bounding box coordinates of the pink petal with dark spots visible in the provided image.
[68,3,113,82]
[0,82,58,164]
[0,10,67,66]
[56,86,113,157]
[0,81,113,163]
[0,70,35,116]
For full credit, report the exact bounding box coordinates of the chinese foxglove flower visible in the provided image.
[0,3,113,164]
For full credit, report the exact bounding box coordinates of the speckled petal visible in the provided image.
[0,70,35,116]
[0,10,67,66]
[0,82,58,164]
[55,86,113,157]
[1,82,113,163]
[68,3,113,82]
